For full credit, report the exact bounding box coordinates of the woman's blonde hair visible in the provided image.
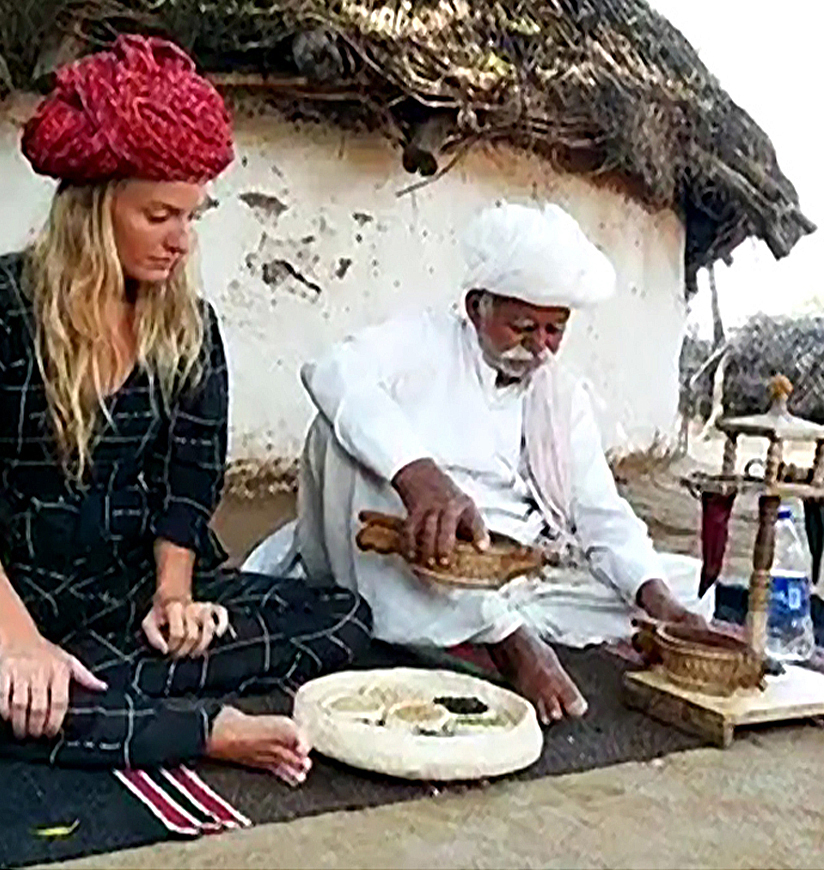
[24,181,205,480]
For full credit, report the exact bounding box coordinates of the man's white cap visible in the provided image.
[461,201,616,308]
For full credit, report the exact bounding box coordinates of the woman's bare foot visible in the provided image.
[206,706,312,786]
[488,626,588,724]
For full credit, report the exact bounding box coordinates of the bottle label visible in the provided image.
[769,574,810,623]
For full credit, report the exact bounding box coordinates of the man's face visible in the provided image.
[467,292,571,380]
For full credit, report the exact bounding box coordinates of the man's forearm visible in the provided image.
[0,567,41,647]
[154,539,196,601]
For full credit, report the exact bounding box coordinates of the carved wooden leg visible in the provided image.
[722,435,738,476]
[747,494,780,657]
[764,438,783,485]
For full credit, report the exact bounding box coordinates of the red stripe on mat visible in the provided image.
[446,643,498,672]
[113,770,209,837]
[163,766,252,829]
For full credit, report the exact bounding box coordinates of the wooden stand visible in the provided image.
[624,376,824,746]
[624,665,824,748]
[624,488,824,747]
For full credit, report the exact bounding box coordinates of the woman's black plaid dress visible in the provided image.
[0,252,371,768]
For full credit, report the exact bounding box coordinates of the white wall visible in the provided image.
[0,98,686,463]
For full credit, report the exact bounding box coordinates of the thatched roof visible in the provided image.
[1,0,814,292]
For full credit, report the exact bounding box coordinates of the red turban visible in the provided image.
[21,34,234,183]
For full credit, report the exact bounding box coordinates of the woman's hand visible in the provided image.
[142,596,232,658]
[0,635,107,740]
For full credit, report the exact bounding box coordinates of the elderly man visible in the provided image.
[247,202,710,722]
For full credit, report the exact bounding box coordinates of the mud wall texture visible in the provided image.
[1,99,687,490]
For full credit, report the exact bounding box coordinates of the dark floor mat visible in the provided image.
[187,644,706,828]
[0,762,171,868]
[1,643,704,868]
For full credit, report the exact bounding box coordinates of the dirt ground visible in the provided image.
[212,490,296,567]
[46,429,824,870]
[51,729,824,870]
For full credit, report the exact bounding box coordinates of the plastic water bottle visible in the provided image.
[766,504,815,662]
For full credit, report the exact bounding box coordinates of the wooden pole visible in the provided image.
[764,438,783,485]
[812,440,824,487]
[722,434,738,476]
[708,264,726,350]
[748,494,781,657]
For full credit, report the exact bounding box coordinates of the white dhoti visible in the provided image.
[247,206,715,649]
[244,417,714,649]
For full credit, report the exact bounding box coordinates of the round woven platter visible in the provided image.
[409,551,525,589]
[293,668,544,781]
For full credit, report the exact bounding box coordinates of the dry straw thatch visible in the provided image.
[0,0,814,290]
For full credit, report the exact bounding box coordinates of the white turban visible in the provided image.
[461,202,616,308]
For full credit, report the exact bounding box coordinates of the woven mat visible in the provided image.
[0,639,721,867]
[199,642,706,828]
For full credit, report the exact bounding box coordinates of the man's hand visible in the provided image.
[142,597,232,658]
[0,635,107,740]
[636,578,708,630]
[392,458,490,567]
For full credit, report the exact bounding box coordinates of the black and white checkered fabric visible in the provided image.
[0,252,372,767]
[0,573,371,768]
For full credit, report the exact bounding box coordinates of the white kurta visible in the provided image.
[245,310,712,646]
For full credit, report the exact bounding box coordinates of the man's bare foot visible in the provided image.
[206,706,312,786]
[488,626,588,725]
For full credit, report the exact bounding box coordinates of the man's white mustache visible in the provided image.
[499,345,547,364]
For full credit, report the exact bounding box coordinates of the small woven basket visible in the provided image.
[634,622,766,696]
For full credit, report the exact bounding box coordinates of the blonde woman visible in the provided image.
[0,35,370,778]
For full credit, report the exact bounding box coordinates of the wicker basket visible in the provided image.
[634,622,767,696]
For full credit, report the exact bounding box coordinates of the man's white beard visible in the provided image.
[480,338,549,382]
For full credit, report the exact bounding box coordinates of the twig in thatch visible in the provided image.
[208,72,365,100]
[0,53,11,96]
[608,436,680,484]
